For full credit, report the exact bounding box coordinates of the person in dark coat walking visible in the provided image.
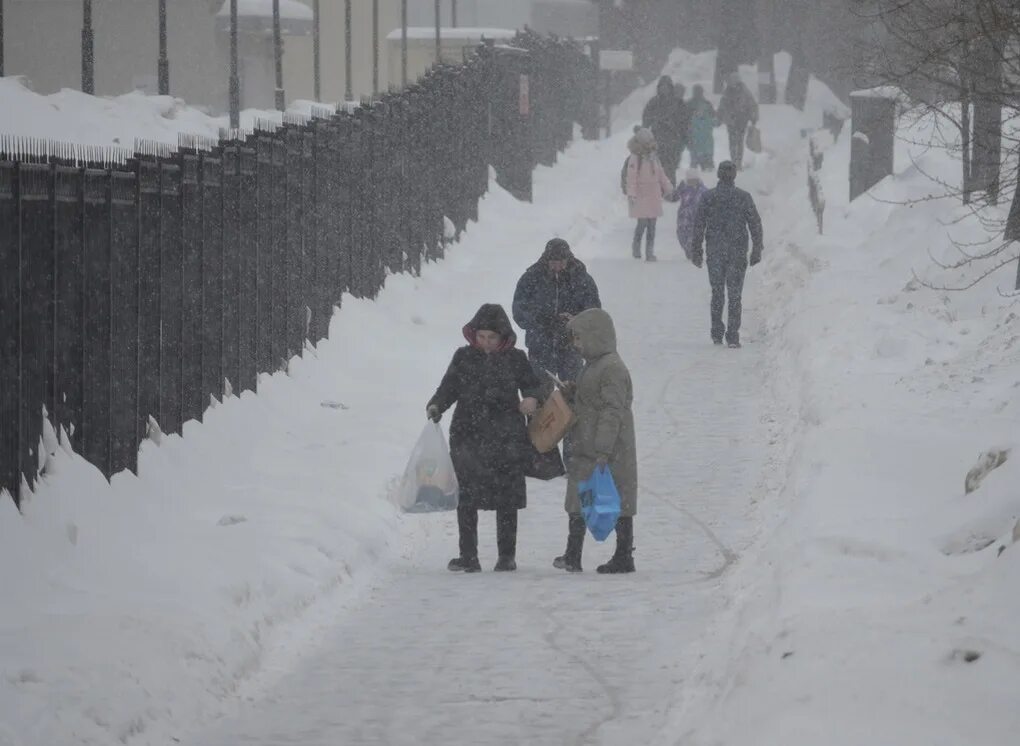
[717,73,759,170]
[427,304,542,573]
[642,76,690,182]
[512,238,601,387]
[691,161,764,348]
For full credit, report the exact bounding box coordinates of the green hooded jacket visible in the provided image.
[564,309,638,517]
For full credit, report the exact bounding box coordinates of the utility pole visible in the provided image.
[82,0,95,94]
[229,0,240,128]
[158,0,169,95]
[434,0,441,66]
[344,0,352,101]
[313,0,321,101]
[451,0,457,28]
[272,0,285,110]
[1,0,5,78]
[401,0,408,87]
[372,0,380,96]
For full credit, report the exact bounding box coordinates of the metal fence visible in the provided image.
[0,33,599,508]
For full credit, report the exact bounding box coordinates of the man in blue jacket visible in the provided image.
[691,161,764,348]
[512,238,601,387]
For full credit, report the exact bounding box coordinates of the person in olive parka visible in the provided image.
[427,304,542,573]
[554,308,639,574]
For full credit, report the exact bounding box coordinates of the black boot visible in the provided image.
[597,517,635,574]
[451,505,481,572]
[494,509,518,572]
[553,513,585,572]
[448,556,482,572]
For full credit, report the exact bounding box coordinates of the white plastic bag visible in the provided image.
[397,423,459,513]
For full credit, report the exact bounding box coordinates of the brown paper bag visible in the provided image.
[528,388,574,454]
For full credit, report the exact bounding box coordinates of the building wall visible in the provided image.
[283,1,404,103]
[5,0,230,112]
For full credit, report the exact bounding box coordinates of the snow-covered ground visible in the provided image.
[1,48,1018,746]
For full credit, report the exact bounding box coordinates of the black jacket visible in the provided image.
[642,78,691,148]
[512,258,600,380]
[428,306,542,511]
[691,182,764,260]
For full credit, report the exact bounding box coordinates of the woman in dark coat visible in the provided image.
[426,304,542,573]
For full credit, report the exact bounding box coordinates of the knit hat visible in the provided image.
[685,168,701,181]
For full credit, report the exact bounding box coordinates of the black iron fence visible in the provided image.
[0,34,599,508]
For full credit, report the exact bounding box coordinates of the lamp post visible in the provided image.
[82,0,95,94]
[313,0,321,101]
[158,0,169,95]
[434,0,441,66]
[1,0,5,78]
[401,0,408,87]
[344,0,352,101]
[229,0,240,128]
[451,0,457,28]
[272,0,285,110]
[372,0,379,96]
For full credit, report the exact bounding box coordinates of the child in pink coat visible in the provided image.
[624,128,674,262]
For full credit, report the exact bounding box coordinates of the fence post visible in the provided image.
[81,165,113,475]
[208,146,230,401]
[52,163,85,450]
[158,157,184,436]
[180,148,203,424]
[237,140,258,393]
[109,167,139,476]
[0,160,19,505]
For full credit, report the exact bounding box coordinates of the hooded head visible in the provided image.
[727,72,742,88]
[567,308,617,361]
[628,127,657,156]
[541,237,574,275]
[656,76,674,97]
[685,167,702,185]
[717,161,737,184]
[463,303,516,352]
[692,84,705,100]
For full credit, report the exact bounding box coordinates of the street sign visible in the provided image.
[599,49,633,72]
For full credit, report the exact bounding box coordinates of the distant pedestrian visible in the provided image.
[512,238,601,387]
[666,168,709,262]
[427,304,542,573]
[642,76,690,182]
[690,161,764,348]
[554,308,639,574]
[624,128,674,262]
[687,84,718,171]
[717,73,759,170]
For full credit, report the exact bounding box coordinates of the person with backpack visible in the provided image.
[624,128,674,262]
[690,161,764,348]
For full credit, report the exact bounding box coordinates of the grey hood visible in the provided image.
[568,308,617,360]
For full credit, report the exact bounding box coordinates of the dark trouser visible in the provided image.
[707,251,748,344]
[659,144,680,185]
[458,505,518,559]
[632,218,657,257]
[727,124,748,168]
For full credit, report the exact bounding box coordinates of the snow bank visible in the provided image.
[0,76,324,148]
[659,76,1020,746]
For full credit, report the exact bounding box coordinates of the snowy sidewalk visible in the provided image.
[185,120,787,746]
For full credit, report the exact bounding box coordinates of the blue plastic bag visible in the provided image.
[578,466,622,541]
